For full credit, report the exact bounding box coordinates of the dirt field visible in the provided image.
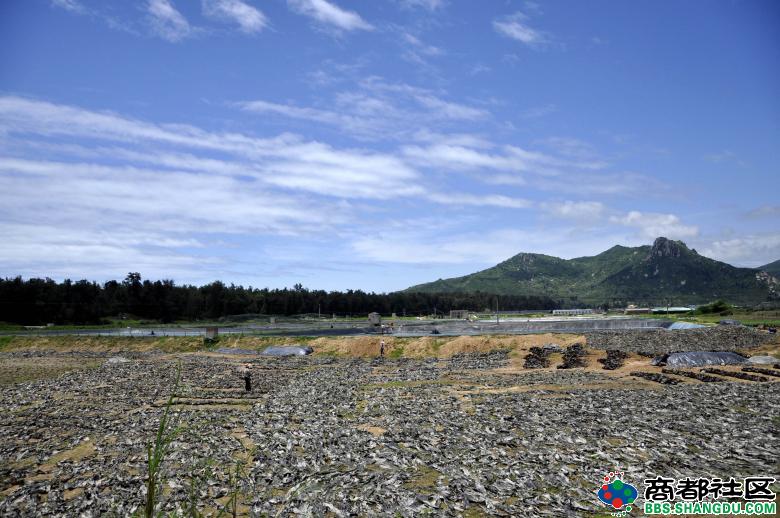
[1,334,778,516]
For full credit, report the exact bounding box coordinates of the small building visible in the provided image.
[624,307,651,315]
[552,309,594,316]
[449,309,470,319]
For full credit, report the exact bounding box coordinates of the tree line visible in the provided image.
[0,274,559,325]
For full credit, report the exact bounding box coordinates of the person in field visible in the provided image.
[380,339,385,358]
[238,363,252,392]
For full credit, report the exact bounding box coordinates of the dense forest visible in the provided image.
[0,274,558,325]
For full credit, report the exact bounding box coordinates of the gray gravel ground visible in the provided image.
[586,325,772,353]
[0,350,778,517]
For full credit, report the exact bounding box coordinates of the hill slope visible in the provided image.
[405,237,779,305]
[759,259,780,276]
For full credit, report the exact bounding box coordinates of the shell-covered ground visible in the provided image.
[0,333,778,517]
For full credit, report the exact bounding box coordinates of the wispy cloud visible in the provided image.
[401,32,444,66]
[202,0,268,34]
[397,0,445,10]
[287,0,373,32]
[402,142,602,175]
[704,150,747,167]
[542,200,605,220]
[609,211,699,240]
[746,205,780,219]
[238,77,488,140]
[493,11,547,48]
[51,0,86,13]
[521,103,557,119]
[427,193,533,209]
[51,0,137,34]
[147,0,192,42]
[0,96,442,280]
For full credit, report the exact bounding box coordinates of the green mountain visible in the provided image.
[405,237,779,306]
[759,259,780,276]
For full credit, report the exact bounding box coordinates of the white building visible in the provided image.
[552,308,594,316]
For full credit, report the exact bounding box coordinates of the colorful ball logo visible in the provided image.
[597,477,637,511]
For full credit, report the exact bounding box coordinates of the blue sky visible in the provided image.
[0,0,778,292]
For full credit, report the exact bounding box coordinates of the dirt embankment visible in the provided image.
[308,333,584,358]
[2,327,777,360]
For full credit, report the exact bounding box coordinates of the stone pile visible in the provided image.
[661,369,724,383]
[557,343,587,369]
[702,368,769,383]
[630,371,683,385]
[597,350,628,370]
[522,347,550,369]
[742,366,780,378]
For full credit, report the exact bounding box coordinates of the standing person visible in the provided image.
[239,363,252,392]
[380,339,385,358]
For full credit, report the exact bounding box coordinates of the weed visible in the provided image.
[136,364,183,518]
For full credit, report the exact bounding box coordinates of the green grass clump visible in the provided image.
[388,345,405,359]
[0,336,14,350]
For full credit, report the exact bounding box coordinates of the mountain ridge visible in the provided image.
[405,237,779,306]
[759,259,780,276]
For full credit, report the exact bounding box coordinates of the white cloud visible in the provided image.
[51,0,85,13]
[401,32,445,66]
[401,142,599,176]
[0,94,439,284]
[0,96,422,201]
[746,205,780,219]
[202,0,268,33]
[147,0,192,42]
[704,150,747,167]
[239,77,488,140]
[403,34,443,57]
[397,0,444,10]
[701,234,780,267]
[610,211,699,240]
[427,193,533,209]
[493,12,546,48]
[287,0,373,32]
[542,200,605,220]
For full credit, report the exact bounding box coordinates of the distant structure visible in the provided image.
[368,312,381,326]
[652,307,693,314]
[449,310,470,319]
[624,306,651,315]
[552,309,593,316]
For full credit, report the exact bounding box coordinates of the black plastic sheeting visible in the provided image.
[261,345,314,356]
[652,351,747,367]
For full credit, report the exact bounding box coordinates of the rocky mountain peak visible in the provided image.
[645,237,692,261]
